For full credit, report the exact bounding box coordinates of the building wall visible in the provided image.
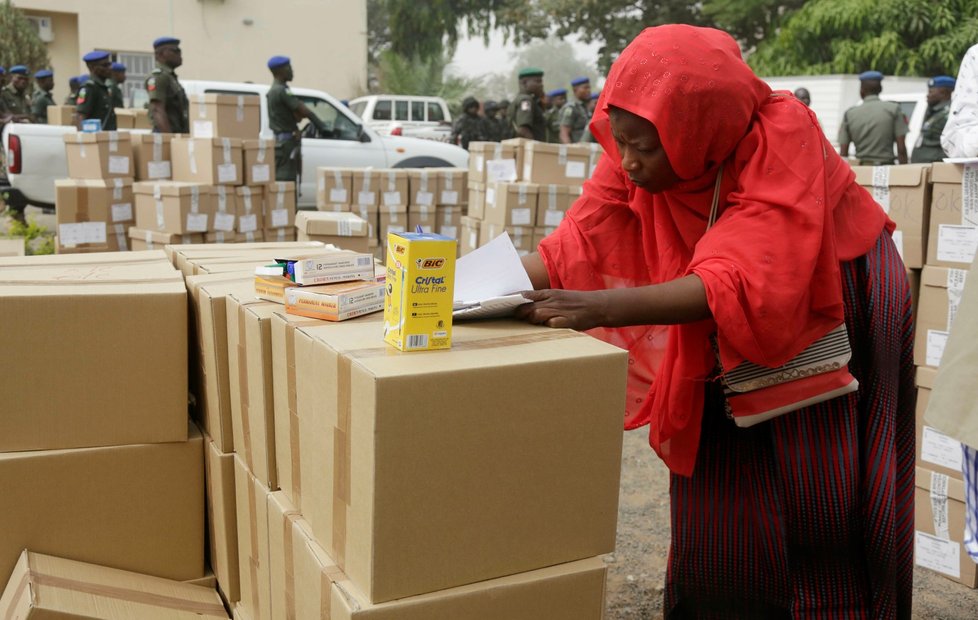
[14,0,367,104]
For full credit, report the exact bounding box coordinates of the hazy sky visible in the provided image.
[450,30,603,79]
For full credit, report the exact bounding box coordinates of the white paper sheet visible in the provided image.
[453,232,532,319]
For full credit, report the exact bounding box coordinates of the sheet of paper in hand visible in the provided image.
[453,232,532,319]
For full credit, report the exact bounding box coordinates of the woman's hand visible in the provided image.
[514,289,611,331]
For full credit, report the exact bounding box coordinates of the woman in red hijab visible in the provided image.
[518,25,914,618]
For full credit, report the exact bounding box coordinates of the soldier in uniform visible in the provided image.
[146,37,189,133]
[64,76,81,105]
[496,98,515,140]
[480,100,500,141]
[794,87,811,107]
[76,52,116,130]
[451,96,485,149]
[108,62,126,109]
[510,67,546,141]
[30,69,55,124]
[1,65,33,123]
[266,55,330,185]
[545,88,567,143]
[559,76,591,143]
[838,70,908,165]
[911,75,955,164]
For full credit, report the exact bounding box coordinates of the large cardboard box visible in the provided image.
[266,227,297,243]
[130,227,205,250]
[0,424,205,587]
[914,265,968,368]
[535,183,574,227]
[407,169,439,207]
[243,139,275,185]
[268,497,609,620]
[293,317,626,602]
[352,170,382,207]
[264,181,296,230]
[64,131,134,180]
[234,455,272,620]
[351,204,379,241]
[479,222,535,255]
[433,167,467,205]
[205,435,241,604]
[131,132,174,181]
[237,185,265,234]
[520,142,590,186]
[317,167,355,207]
[134,181,216,235]
[915,366,965,480]
[169,242,325,274]
[436,205,463,240]
[460,215,480,255]
[928,163,978,268]
[46,104,74,126]
[466,182,486,220]
[0,253,188,452]
[0,239,25,257]
[190,93,262,141]
[376,169,409,207]
[914,466,978,588]
[485,182,539,227]
[467,142,518,184]
[54,178,134,253]
[852,164,930,268]
[115,107,152,129]
[214,185,241,236]
[296,211,370,253]
[172,137,244,186]
[407,204,437,233]
[378,205,408,247]
[0,551,227,620]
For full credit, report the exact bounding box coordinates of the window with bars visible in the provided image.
[114,51,155,108]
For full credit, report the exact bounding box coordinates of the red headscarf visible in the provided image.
[538,25,891,476]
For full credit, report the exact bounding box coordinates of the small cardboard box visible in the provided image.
[460,215,481,255]
[55,178,135,253]
[64,131,134,179]
[521,142,590,186]
[851,164,930,268]
[436,205,463,240]
[535,183,573,227]
[480,222,535,255]
[317,168,355,207]
[485,182,539,227]
[408,204,438,232]
[376,169,410,207]
[383,232,456,351]
[46,105,75,126]
[190,93,262,141]
[237,185,265,234]
[265,182,296,230]
[915,366,966,480]
[914,466,978,588]
[213,185,240,235]
[914,265,968,368]
[129,228,205,250]
[296,211,371,253]
[467,182,486,219]
[131,132,174,181]
[0,422,205,588]
[408,169,440,207]
[0,550,227,619]
[234,455,272,620]
[468,141,519,184]
[352,170,382,207]
[115,107,152,130]
[134,181,216,234]
[285,280,385,322]
[928,163,978,268]
[171,137,244,185]
[243,139,275,185]
[433,167,468,205]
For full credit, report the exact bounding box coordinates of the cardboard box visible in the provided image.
[485,182,539,227]
[521,142,590,186]
[115,107,152,130]
[0,551,227,620]
[914,265,968,368]
[64,131,134,180]
[479,222,535,255]
[0,423,205,587]
[317,168,354,207]
[54,178,134,253]
[167,242,325,271]
[352,170,382,207]
[408,169,440,207]
[242,139,275,185]
[264,181,296,230]
[134,181,216,234]
[460,215,480,255]
[467,142,518,184]
[237,185,265,234]
[434,167,467,205]
[213,185,240,235]
[436,206,463,240]
[0,239,25,257]
[351,204,379,241]
[129,227,205,250]
[184,572,219,589]
[587,143,603,178]
[0,253,188,452]
[286,281,384,323]
[376,169,410,207]
[172,137,244,186]
[466,183,486,219]
[46,104,74,126]
[296,211,371,253]
[317,203,350,212]
[851,165,930,268]
[408,204,438,232]
[928,163,978,268]
[267,495,609,620]
[190,93,262,141]
[131,132,174,181]
[234,455,272,620]
[205,435,241,603]
[535,183,573,227]
[378,205,408,246]
[265,227,297,243]
[915,366,966,480]
[914,466,978,588]
[293,317,626,602]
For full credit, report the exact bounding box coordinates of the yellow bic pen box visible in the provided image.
[384,231,457,351]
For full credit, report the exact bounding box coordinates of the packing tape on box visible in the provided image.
[237,95,245,122]
[74,133,86,159]
[419,169,430,193]
[191,186,200,213]
[333,169,344,187]
[188,139,198,175]
[257,139,267,163]
[558,144,568,165]
[154,184,166,230]
[153,133,164,162]
[112,178,124,200]
[113,223,127,250]
[198,93,207,118]
[947,268,968,328]
[8,572,228,618]
[277,188,286,210]
[384,171,396,192]
[246,472,261,618]
[518,183,529,205]
[361,169,373,193]
[871,166,891,212]
[109,131,119,153]
[963,165,978,226]
[242,186,254,213]
[283,509,301,619]
[217,186,228,213]
[223,138,232,165]
[548,185,558,210]
[145,230,155,249]
[493,143,502,160]
[930,470,950,539]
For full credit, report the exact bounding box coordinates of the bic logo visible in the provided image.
[393,244,407,255]
[417,258,445,269]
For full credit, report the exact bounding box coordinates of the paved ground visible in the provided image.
[605,428,978,618]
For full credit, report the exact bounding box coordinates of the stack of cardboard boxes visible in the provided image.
[854,162,978,589]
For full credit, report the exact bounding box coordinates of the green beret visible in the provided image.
[518,67,544,79]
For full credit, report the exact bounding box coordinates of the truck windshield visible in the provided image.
[299,96,361,141]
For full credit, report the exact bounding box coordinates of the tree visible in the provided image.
[472,37,599,103]
[373,49,485,116]
[0,2,50,74]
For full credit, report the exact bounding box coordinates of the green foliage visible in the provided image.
[474,37,599,103]
[3,210,54,255]
[373,50,484,114]
[0,2,50,73]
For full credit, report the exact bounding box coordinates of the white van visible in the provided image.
[349,95,453,142]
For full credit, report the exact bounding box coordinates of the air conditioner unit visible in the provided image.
[25,16,55,43]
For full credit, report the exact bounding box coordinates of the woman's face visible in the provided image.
[609,106,682,194]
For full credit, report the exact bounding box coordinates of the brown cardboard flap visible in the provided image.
[931,162,968,184]
[916,366,938,390]
[852,164,929,187]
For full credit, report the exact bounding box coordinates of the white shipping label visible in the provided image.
[416,191,434,206]
[330,188,348,203]
[108,156,130,175]
[214,212,236,232]
[193,120,214,138]
[239,213,258,233]
[186,213,208,232]
[111,202,133,222]
[891,230,904,261]
[441,190,459,205]
[915,532,961,578]
[929,472,950,540]
[58,222,106,247]
[926,330,949,367]
[486,159,517,183]
[147,160,171,179]
[512,208,532,226]
[358,191,376,205]
[565,161,587,179]
[545,210,565,226]
[252,164,270,183]
[937,225,978,263]
[271,208,289,227]
[218,163,238,184]
[921,426,964,471]
[440,225,457,239]
[962,164,978,226]
[383,191,402,206]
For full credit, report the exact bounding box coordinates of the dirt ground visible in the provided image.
[604,428,978,618]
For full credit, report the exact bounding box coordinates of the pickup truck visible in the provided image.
[2,80,468,210]
[348,95,454,143]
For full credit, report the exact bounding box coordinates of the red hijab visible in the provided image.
[538,25,890,476]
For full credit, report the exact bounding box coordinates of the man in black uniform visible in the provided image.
[146,37,189,133]
[496,98,515,140]
[510,67,546,141]
[31,69,55,123]
[266,55,330,184]
[75,51,116,130]
[451,96,485,149]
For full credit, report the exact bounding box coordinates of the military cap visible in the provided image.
[268,55,291,70]
[547,88,567,98]
[0,67,5,75]
[590,92,600,100]
[111,62,126,72]
[153,36,180,49]
[484,100,498,112]
[34,69,53,79]
[82,51,110,64]
[8,65,28,75]
[570,77,590,87]
[68,75,82,87]
[929,75,956,89]
[858,70,884,82]
[518,67,544,79]
[79,74,90,82]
